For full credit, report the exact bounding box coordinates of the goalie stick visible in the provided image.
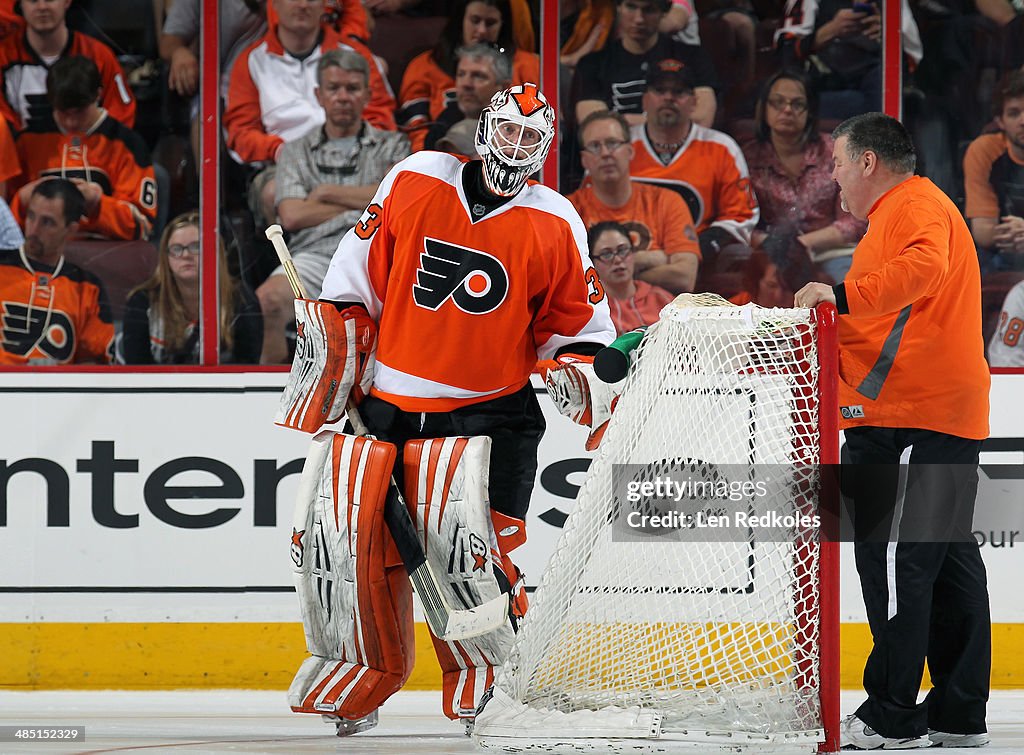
[265,224,509,641]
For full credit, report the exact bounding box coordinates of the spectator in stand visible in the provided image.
[629,59,757,286]
[224,0,396,227]
[589,220,674,334]
[398,0,539,151]
[728,249,795,307]
[10,56,157,241]
[775,0,922,121]
[120,211,263,365]
[424,44,511,151]
[569,109,700,293]
[258,49,409,364]
[572,0,719,129]
[744,70,866,284]
[0,180,113,365]
[988,278,1024,366]
[964,68,1024,274]
[0,0,136,131]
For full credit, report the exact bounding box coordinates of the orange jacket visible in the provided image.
[568,181,700,259]
[837,176,989,439]
[11,111,157,240]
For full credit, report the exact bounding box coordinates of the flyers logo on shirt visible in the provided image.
[413,237,509,315]
[1,302,74,362]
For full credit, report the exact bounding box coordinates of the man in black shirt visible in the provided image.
[571,0,719,129]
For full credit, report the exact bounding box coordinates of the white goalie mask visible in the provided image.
[475,83,555,197]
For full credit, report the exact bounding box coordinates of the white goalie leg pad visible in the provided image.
[403,436,516,719]
[276,300,376,433]
[287,430,413,720]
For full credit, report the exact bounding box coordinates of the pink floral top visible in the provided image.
[743,134,866,244]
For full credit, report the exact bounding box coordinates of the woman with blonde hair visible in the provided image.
[120,211,262,364]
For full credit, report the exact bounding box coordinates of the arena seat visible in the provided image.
[63,240,158,322]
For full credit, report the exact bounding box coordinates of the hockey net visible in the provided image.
[475,294,839,753]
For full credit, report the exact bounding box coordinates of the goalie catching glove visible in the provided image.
[276,301,376,433]
[538,354,619,450]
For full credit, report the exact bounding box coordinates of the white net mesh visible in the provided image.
[476,296,828,751]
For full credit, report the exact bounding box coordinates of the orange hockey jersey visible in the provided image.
[397,49,540,151]
[0,30,135,131]
[320,152,615,412]
[0,248,114,364]
[10,110,157,241]
[568,181,700,259]
[628,122,758,242]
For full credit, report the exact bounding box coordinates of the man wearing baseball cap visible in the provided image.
[628,57,758,294]
[572,0,719,130]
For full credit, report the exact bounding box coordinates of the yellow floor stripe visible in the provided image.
[1,623,1021,690]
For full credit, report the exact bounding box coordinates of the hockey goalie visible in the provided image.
[277,84,615,736]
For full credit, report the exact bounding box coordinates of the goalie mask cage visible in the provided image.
[475,295,840,754]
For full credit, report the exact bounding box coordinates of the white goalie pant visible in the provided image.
[287,431,516,722]
[287,430,414,722]
[403,436,518,721]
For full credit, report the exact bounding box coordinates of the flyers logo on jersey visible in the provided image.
[413,237,509,315]
[512,83,545,117]
[1,302,74,362]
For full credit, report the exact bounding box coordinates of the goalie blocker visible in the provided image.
[289,429,526,727]
[275,300,376,433]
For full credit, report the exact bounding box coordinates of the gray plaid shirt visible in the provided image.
[275,121,410,260]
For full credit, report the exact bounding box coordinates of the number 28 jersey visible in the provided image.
[321,152,615,413]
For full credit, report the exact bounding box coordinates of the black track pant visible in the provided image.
[844,426,990,738]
